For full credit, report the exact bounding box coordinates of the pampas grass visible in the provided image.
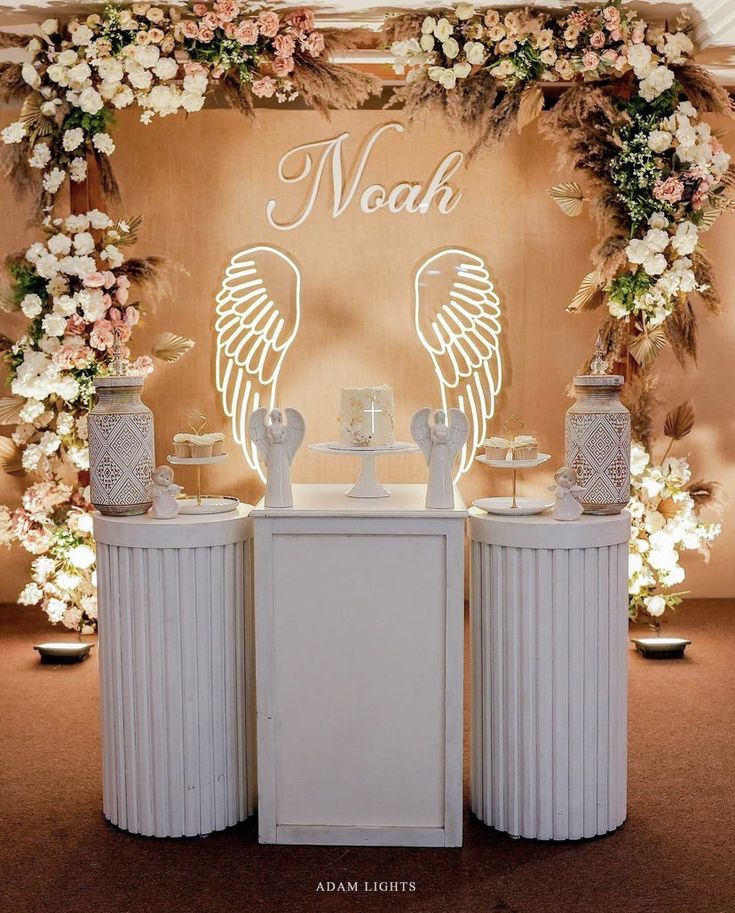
[0,62,27,103]
[0,31,27,50]
[622,370,658,451]
[664,297,697,364]
[117,256,185,303]
[673,64,734,118]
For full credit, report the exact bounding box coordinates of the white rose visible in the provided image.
[55,376,80,402]
[41,19,58,35]
[132,44,160,68]
[672,221,699,256]
[68,544,95,569]
[42,168,66,194]
[79,289,106,322]
[421,16,436,34]
[648,211,669,230]
[464,40,486,65]
[442,37,460,59]
[68,61,92,88]
[626,43,653,76]
[647,129,672,153]
[71,24,94,46]
[87,209,112,229]
[29,143,51,169]
[607,299,628,319]
[453,60,472,79]
[127,67,153,90]
[69,157,87,183]
[183,73,207,95]
[663,32,693,64]
[42,313,67,337]
[62,127,85,152]
[639,66,675,102]
[96,57,124,82]
[1,121,25,144]
[77,86,104,114]
[180,92,205,113]
[21,62,41,89]
[58,49,79,67]
[434,17,453,42]
[626,238,649,265]
[643,253,667,276]
[100,244,124,268]
[154,57,178,80]
[92,132,115,155]
[643,594,667,617]
[455,2,476,20]
[46,64,68,86]
[420,33,435,52]
[73,231,95,255]
[111,85,135,108]
[643,227,669,253]
[21,294,43,318]
[53,294,77,317]
[677,100,697,118]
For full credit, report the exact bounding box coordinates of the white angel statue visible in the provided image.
[411,408,470,509]
[549,466,584,521]
[248,407,305,508]
[147,466,183,519]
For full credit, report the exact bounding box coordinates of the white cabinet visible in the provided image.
[252,484,466,847]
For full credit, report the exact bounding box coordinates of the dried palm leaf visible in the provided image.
[698,208,722,232]
[0,396,24,425]
[627,326,668,368]
[657,496,679,521]
[0,436,23,474]
[566,272,603,312]
[548,181,585,217]
[152,332,195,363]
[517,85,544,132]
[663,400,695,441]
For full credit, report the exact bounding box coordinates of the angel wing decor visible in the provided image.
[411,407,470,508]
[248,407,305,508]
[215,246,301,481]
[414,248,503,481]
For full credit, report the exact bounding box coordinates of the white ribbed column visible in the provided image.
[469,511,630,840]
[94,508,255,838]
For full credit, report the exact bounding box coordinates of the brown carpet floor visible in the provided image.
[1,599,733,913]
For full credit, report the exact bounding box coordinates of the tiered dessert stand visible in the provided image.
[473,451,552,516]
[167,411,239,514]
[309,441,418,498]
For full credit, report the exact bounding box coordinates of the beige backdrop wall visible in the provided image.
[1,106,733,603]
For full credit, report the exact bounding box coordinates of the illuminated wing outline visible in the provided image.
[215,245,301,481]
[414,247,503,480]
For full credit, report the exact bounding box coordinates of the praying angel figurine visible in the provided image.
[411,407,469,509]
[249,408,305,508]
[549,466,584,521]
[147,465,183,519]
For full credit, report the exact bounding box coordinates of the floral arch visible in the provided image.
[0,0,727,631]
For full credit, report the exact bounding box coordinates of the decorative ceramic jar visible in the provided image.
[565,374,630,515]
[88,375,155,516]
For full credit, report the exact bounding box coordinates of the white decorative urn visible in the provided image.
[565,374,630,515]
[88,375,155,516]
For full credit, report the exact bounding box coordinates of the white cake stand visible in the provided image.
[474,453,553,516]
[167,454,239,514]
[309,441,418,498]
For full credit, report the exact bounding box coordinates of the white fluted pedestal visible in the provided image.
[469,510,631,840]
[94,507,255,837]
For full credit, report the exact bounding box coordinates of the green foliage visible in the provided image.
[9,260,47,305]
[63,105,115,138]
[608,268,653,314]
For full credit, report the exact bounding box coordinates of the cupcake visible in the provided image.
[511,435,538,460]
[484,436,511,460]
[188,434,213,457]
[208,432,225,456]
[173,433,191,458]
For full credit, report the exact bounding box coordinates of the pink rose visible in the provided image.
[114,285,129,305]
[214,0,239,22]
[184,61,207,76]
[274,33,295,57]
[653,176,685,204]
[65,314,87,336]
[193,3,208,16]
[108,306,122,322]
[124,306,139,327]
[303,31,324,57]
[286,8,315,32]
[83,272,106,288]
[90,319,115,351]
[258,10,279,38]
[602,48,618,64]
[198,26,214,42]
[132,355,154,377]
[609,28,622,42]
[631,23,646,44]
[102,270,116,289]
[603,6,621,27]
[202,11,220,30]
[589,30,606,49]
[181,20,198,39]
[251,76,276,98]
[273,55,294,77]
[581,50,600,71]
[223,22,235,38]
[235,20,259,44]
[116,274,130,289]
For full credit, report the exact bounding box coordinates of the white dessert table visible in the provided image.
[468,509,631,840]
[94,507,256,837]
[252,484,466,847]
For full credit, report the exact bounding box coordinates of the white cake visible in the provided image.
[339,386,395,447]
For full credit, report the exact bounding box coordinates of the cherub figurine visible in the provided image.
[249,407,305,508]
[147,465,183,519]
[411,407,470,509]
[549,466,584,521]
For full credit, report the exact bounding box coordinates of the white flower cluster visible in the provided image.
[647,101,730,176]
[628,442,719,619]
[625,41,679,103]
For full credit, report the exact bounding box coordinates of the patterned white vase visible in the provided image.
[88,375,155,516]
[565,374,630,515]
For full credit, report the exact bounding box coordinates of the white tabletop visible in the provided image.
[251,484,467,518]
[93,504,253,548]
[469,508,631,548]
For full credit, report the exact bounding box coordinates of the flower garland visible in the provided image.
[0,210,174,632]
[0,2,377,212]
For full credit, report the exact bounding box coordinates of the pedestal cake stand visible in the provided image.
[167,453,239,514]
[309,441,418,498]
[474,453,553,516]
